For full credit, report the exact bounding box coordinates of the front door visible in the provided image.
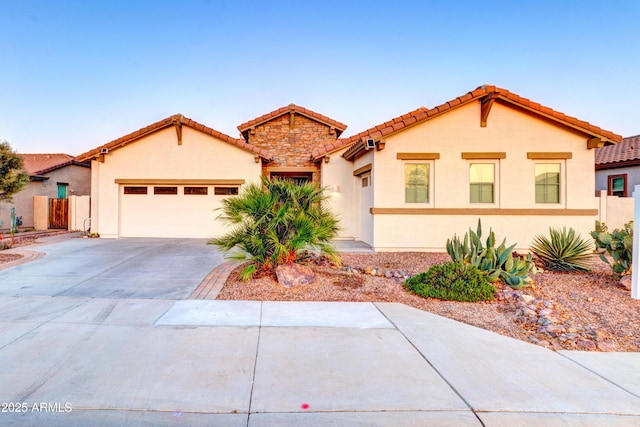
[358,173,373,246]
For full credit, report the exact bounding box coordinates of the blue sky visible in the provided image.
[1,0,638,155]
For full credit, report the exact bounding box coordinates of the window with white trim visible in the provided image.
[469,163,494,203]
[404,163,429,203]
[535,163,560,203]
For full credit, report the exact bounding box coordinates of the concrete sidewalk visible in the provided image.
[1,299,639,426]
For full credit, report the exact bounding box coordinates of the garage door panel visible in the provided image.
[119,186,228,238]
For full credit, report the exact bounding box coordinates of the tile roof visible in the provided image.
[20,153,82,176]
[317,85,622,161]
[237,104,348,138]
[77,114,272,162]
[595,135,640,167]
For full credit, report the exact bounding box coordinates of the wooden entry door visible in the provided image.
[49,198,69,229]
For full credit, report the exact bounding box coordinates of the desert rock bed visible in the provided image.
[218,252,640,352]
[0,253,23,264]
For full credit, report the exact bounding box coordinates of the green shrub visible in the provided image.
[446,219,536,289]
[530,227,593,272]
[591,221,633,279]
[404,261,496,302]
[209,177,340,280]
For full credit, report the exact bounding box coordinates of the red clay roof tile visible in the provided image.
[338,85,622,161]
[595,135,640,166]
[404,116,417,126]
[77,114,272,162]
[237,104,347,136]
[20,153,82,175]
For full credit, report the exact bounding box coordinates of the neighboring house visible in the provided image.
[77,85,620,251]
[0,154,91,229]
[595,135,640,197]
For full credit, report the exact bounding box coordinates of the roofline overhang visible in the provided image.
[237,104,347,140]
[596,159,640,170]
[341,87,621,161]
[494,95,619,145]
[77,115,273,163]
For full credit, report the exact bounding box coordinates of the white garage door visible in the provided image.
[119,184,238,238]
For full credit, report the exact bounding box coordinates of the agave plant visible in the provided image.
[446,219,536,289]
[530,227,593,272]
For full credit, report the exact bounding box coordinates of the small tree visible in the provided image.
[209,177,340,280]
[0,140,29,203]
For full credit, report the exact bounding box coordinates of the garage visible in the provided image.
[118,180,241,238]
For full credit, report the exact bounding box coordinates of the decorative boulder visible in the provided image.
[275,263,315,288]
[620,275,632,291]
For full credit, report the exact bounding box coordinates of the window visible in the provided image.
[469,164,494,203]
[154,186,178,195]
[535,164,560,203]
[214,187,239,195]
[124,186,148,195]
[361,175,369,188]
[57,184,68,199]
[184,186,208,195]
[405,163,429,203]
[608,174,627,197]
[270,171,312,185]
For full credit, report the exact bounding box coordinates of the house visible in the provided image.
[77,85,621,250]
[0,154,91,230]
[595,135,640,197]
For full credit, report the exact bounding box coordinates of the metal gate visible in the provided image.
[49,198,69,229]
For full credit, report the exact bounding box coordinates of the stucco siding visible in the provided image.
[373,214,596,252]
[92,126,262,238]
[596,166,640,196]
[0,164,90,229]
[368,102,598,250]
[321,147,357,239]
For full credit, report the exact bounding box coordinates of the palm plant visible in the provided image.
[209,176,340,280]
[530,227,593,272]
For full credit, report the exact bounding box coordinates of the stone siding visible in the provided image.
[248,114,337,183]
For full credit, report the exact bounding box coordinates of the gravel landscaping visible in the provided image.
[0,253,23,264]
[218,252,640,352]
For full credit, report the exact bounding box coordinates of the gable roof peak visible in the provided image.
[237,103,348,138]
[76,114,272,162]
[336,84,622,161]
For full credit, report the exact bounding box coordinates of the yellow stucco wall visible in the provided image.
[88,100,603,249]
[362,101,598,251]
[321,148,376,242]
[321,147,354,239]
[92,126,262,238]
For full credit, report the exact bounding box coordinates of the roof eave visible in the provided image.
[237,106,348,135]
[77,115,272,162]
[494,95,621,144]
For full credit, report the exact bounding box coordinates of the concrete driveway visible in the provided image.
[1,237,640,425]
[0,238,225,299]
